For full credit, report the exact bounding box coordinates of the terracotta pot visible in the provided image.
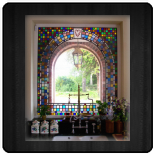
[105,120,114,133]
[115,120,124,133]
[42,115,46,120]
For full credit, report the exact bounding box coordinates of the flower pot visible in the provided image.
[105,120,114,133]
[115,120,124,133]
[42,115,46,120]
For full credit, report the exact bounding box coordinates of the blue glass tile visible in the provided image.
[82,35,85,37]
[67,35,71,38]
[72,108,74,111]
[44,90,47,93]
[105,54,108,57]
[87,108,89,111]
[91,37,94,40]
[85,35,88,38]
[81,109,83,111]
[106,49,109,52]
[57,108,59,111]
[98,39,101,42]
[108,78,110,81]
[111,75,113,78]
[60,35,63,38]
[70,32,73,34]
[108,66,110,69]
[66,109,68,111]
[60,113,62,115]
[110,59,113,63]
[63,105,65,108]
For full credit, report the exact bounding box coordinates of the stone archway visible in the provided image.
[49,41,105,103]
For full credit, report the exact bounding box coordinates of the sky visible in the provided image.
[55,48,75,78]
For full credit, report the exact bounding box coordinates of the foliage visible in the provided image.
[112,97,130,122]
[56,76,78,92]
[96,100,108,115]
[38,105,50,118]
[80,49,100,79]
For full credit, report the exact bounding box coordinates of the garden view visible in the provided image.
[55,48,100,103]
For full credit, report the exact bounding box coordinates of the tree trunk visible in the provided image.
[90,73,93,85]
[82,78,86,92]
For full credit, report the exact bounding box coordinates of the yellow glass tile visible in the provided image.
[111,78,113,81]
[75,106,77,108]
[69,109,71,111]
[88,36,91,40]
[108,69,110,72]
[64,36,67,39]
[90,109,93,111]
[50,43,53,46]
[47,32,49,34]
[43,36,45,38]
[115,83,117,85]
[88,30,90,31]
[84,105,86,108]
[53,113,55,115]
[98,43,101,46]
[57,37,60,40]
[108,93,110,96]
[38,113,40,115]
[89,34,92,37]
[71,34,74,37]
[50,48,53,51]
[104,51,107,54]
[90,106,92,108]
[93,109,95,111]
[108,75,110,78]
[38,38,40,41]
[107,60,110,63]
[59,39,62,42]
[111,66,113,69]
[52,40,55,43]
[54,109,56,111]
[38,63,40,65]
[95,32,97,34]
[42,78,44,80]
[111,84,113,87]
[109,56,112,59]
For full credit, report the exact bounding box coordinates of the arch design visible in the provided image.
[37,27,117,112]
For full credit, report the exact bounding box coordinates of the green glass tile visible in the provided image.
[108,32,110,35]
[115,72,117,74]
[39,34,40,36]
[52,32,54,34]
[54,29,56,32]
[97,28,99,30]
[45,29,47,32]
[115,52,117,54]
[115,68,117,70]
[115,85,117,88]
[115,61,117,63]
[43,34,45,36]
[58,113,60,115]
[43,27,45,29]
[61,27,63,29]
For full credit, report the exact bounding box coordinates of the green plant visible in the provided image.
[112,97,130,122]
[96,100,108,115]
[37,105,50,118]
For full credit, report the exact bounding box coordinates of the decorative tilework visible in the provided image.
[38,103,99,115]
[38,27,117,110]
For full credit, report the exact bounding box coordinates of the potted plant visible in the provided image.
[96,100,108,116]
[37,105,50,120]
[112,97,130,134]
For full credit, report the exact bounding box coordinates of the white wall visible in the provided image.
[25,15,130,120]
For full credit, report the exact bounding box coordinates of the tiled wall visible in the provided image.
[37,27,117,115]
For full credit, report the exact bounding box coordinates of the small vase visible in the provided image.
[42,115,46,120]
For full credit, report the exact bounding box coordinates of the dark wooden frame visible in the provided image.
[3,3,153,152]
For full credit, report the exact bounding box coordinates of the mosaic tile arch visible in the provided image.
[38,27,117,115]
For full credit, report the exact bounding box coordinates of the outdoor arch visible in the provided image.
[49,41,105,103]
[39,29,116,107]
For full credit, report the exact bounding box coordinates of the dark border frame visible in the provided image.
[3,3,153,152]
